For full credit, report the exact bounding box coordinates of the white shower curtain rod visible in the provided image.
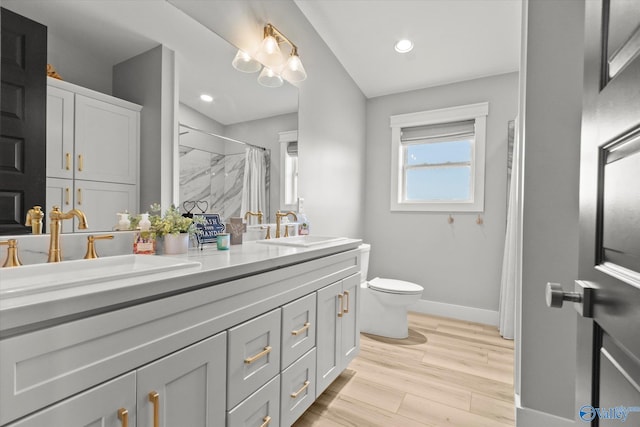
[178,123,267,152]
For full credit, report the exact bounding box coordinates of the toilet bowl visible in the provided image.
[359,244,423,339]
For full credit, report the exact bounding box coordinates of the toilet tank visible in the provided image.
[359,243,371,283]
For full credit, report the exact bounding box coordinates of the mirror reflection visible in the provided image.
[1,0,298,233]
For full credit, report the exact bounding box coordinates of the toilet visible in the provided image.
[359,244,423,339]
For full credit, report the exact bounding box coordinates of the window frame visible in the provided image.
[390,102,489,212]
[279,130,298,211]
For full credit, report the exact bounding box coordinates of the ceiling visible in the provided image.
[295,0,522,98]
[2,0,522,122]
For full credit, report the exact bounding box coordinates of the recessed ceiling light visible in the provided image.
[200,94,213,102]
[395,39,414,53]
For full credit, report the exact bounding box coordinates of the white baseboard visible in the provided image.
[515,393,575,427]
[410,299,499,326]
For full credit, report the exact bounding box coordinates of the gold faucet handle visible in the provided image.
[284,224,295,237]
[25,206,44,234]
[261,226,271,240]
[84,234,114,259]
[0,239,23,268]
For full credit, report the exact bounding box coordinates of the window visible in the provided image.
[390,102,488,212]
[279,130,298,210]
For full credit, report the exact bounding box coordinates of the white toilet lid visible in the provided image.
[368,277,423,295]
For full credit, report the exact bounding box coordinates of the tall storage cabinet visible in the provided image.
[46,77,141,232]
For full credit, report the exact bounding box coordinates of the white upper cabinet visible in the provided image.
[46,85,74,180]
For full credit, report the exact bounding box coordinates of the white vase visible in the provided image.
[163,233,189,254]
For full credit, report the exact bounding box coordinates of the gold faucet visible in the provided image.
[275,211,297,238]
[48,206,88,262]
[84,234,114,259]
[0,239,22,267]
[244,211,263,225]
[25,205,44,234]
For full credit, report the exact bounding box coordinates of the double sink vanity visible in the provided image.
[0,234,362,426]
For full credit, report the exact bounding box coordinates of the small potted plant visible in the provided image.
[132,203,200,254]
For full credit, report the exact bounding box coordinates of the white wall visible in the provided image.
[179,103,226,154]
[364,73,519,318]
[194,0,367,239]
[517,0,584,424]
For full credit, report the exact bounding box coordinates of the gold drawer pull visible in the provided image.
[78,154,83,172]
[291,322,311,336]
[338,293,344,318]
[117,408,128,427]
[290,380,311,399]
[148,391,159,427]
[65,153,71,170]
[65,187,70,205]
[244,346,272,364]
[260,415,272,427]
[344,290,350,314]
[77,188,82,205]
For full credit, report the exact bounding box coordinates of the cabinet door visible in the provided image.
[136,332,226,427]
[340,274,360,368]
[46,177,74,233]
[227,309,281,410]
[281,292,316,369]
[315,281,343,395]
[6,371,136,427]
[75,94,138,184]
[74,180,137,232]
[46,85,75,179]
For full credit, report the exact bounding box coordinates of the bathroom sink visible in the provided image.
[0,254,202,298]
[255,235,347,248]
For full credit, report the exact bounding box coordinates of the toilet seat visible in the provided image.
[368,277,423,295]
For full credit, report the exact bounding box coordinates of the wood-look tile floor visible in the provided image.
[293,312,515,427]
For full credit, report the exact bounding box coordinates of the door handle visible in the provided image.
[545,281,594,318]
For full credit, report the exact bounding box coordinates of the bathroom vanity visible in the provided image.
[0,238,361,426]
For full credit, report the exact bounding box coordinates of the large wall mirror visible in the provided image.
[2,0,298,232]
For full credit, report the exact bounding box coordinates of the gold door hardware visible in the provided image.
[65,187,70,205]
[290,380,310,399]
[84,234,114,259]
[338,293,344,318]
[244,346,272,364]
[78,154,83,172]
[117,408,128,427]
[25,205,44,234]
[65,153,71,170]
[77,188,83,205]
[291,322,311,336]
[260,415,272,427]
[0,239,22,267]
[343,291,350,314]
[148,391,159,427]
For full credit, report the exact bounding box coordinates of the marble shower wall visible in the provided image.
[179,147,270,221]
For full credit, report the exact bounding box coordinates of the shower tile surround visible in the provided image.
[179,147,270,221]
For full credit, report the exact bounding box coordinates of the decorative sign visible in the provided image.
[194,213,225,244]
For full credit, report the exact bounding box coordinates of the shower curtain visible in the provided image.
[499,118,520,340]
[241,147,267,220]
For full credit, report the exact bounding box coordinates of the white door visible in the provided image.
[315,280,343,395]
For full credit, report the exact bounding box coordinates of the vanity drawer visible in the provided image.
[280,348,317,427]
[281,292,316,369]
[227,375,280,427]
[227,308,281,410]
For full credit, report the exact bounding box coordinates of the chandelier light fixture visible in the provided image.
[232,23,307,87]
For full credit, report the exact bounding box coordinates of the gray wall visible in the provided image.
[517,0,584,424]
[364,72,519,314]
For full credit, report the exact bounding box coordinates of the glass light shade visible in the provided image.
[282,54,307,82]
[231,49,261,73]
[255,35,285,68]
[257,66,283,88]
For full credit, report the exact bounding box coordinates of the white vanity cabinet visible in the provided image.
[0,246,361,427]
[46,77,141,232]
[316,273,360,395]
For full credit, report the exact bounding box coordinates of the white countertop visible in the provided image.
[0,238,361,336]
